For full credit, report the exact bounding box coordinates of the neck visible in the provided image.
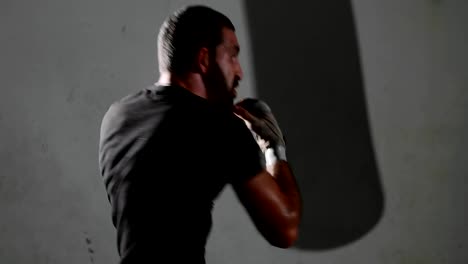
[157,72,208,100]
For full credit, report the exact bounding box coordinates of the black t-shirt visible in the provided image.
[99,85,263,263]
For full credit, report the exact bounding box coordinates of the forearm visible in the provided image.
[267,160,302,226]
[233,98,302,245]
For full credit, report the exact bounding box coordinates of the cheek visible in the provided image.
[218,62,232,80]
[218,55,233,73]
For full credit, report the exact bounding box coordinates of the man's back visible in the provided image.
[99,85,263,263]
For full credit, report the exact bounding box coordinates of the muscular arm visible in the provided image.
[232,160,302,248]
[229,98,302,248]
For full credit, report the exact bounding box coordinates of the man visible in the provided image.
[99,5,301,263]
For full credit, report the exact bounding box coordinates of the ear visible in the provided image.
[197,47,210,74]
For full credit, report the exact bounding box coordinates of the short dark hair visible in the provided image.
[157,5,235,74]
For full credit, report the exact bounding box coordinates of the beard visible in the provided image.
[204,64,238,107]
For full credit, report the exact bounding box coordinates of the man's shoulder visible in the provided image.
[100,86,156,131]
[108,86,153,110]
[100,84,202,134]
[102,85,165,119]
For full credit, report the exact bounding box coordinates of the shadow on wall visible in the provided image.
[243,1,385,250]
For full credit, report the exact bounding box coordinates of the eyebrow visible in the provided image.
[223,42,240,55]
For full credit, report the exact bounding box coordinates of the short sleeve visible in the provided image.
[227,115,264,184]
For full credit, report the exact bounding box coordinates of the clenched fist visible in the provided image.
[234,98,287,166]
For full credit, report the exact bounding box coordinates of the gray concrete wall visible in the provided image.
[0,0,466,263]
[348,1,468,263]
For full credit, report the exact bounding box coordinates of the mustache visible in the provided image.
[233,77,240,88]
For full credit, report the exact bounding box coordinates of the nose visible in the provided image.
[236,62,243,81]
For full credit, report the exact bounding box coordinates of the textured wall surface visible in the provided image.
[349,1,468,263]
[0,0,466,263]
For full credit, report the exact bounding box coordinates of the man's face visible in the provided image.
[205,28,243,106]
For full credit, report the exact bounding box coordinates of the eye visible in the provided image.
[231,52,239,60]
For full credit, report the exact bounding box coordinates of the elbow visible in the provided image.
[257,206,302,249]
[270,211,300,248]
[268,226,299,248]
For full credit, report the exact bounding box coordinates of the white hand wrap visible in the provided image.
[265,145,287,166]
[235,98,287,166]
